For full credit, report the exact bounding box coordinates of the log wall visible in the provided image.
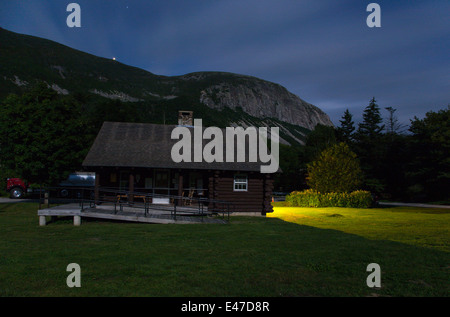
[209,170,274,215]
[92,167,275,215]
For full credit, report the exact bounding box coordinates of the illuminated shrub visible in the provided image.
[286,190,373,208]
[347,190,374,208]
[306,143,362,193]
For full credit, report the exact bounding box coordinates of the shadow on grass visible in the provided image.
[0,203,448,296]
[262,217,450,296]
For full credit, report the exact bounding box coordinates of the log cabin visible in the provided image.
[82,113,278,215]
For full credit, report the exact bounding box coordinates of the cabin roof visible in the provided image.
[83,121,278,172]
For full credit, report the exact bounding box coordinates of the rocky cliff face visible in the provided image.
[0,27,333,137]
[196,75,333,131]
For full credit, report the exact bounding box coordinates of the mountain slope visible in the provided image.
[0,27,332,145]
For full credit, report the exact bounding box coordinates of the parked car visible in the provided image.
[57,172,95,199]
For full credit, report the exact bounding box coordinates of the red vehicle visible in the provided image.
[6,173,95,199]
[6,178,29,199]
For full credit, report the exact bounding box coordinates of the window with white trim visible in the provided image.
[233,174,248,191]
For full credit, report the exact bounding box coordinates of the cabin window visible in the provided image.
[233,174,248,191]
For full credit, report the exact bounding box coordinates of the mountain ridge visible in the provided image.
[0,27,332,144]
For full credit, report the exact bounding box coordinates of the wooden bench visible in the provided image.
[115,194,149,213]
[117,194,148,203]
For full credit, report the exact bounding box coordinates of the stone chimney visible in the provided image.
[178,111,193,126]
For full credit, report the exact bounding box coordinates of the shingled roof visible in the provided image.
[82,121,275,172]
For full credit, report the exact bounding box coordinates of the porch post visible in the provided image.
[263,174,274,216]
[178,172,183,205]
[95,172,100,204]
[212,170,220,213]
[128,173,135,204]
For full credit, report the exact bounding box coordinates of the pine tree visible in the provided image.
[385,106,405,135]
[354,97,386,194]
[357,97,385,138]
[304,124,337,161]
[337,109,355,142]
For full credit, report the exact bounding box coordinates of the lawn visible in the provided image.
[268,203,450,252]
[0,202,448,297]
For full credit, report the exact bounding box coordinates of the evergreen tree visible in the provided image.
[354,97,386,194]
[385,106,405,135]
[274,144,307,192]
[337,109,355,143]
[357,97,385,138]
[407,106,450,201]
[381,106,408,199]
[304,124,337,162]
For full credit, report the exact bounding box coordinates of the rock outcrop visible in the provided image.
[197,75,333,130]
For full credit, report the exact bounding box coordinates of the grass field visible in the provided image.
[0,202,448,297]
[268,203,450,252]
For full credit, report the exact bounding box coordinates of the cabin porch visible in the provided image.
[37,187,233,226]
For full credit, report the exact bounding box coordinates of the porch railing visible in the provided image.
[39,186,234,222]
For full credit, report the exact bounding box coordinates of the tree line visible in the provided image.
[0,84,448,203]
[0,83,134,187]
[276,97,449,203]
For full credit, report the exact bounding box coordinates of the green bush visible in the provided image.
[306,142,363,193]
[286,189,373,208]
[348,190,374,208]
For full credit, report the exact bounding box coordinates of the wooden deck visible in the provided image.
[38,203,228,226]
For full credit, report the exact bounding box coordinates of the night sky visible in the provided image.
[1,0,449,126]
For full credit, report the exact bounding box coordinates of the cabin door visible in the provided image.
[153,169,170,204]
[119,171,130,191]
[154,169,170,195]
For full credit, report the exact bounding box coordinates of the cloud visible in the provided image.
[1,0,448,125]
